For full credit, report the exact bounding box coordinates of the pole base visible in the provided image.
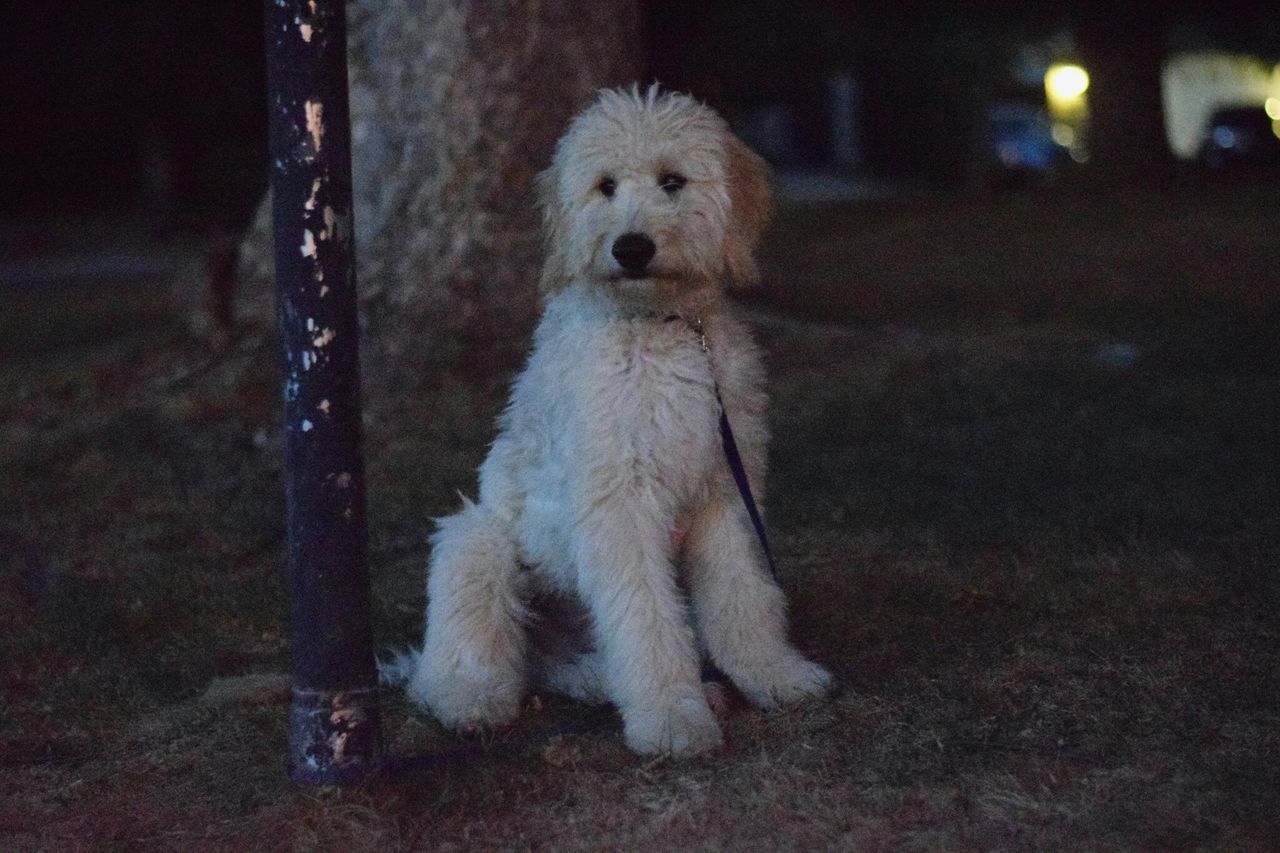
[288,685,382,785]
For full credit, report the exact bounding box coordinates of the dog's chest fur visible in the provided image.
[555,301,722,507]
[588,317,720,488]
[485,286,730,584]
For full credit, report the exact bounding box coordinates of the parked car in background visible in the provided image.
[985,102,1073,186]
[1199,106,1280,168]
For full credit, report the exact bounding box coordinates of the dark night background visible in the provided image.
[4,1,1278,221]
[3,1,1280,847]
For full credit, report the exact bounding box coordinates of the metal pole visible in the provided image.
[265,0,381,784]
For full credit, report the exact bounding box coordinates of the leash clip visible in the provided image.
[688,316,708,353]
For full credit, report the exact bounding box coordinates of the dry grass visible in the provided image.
[2,177,1279,850]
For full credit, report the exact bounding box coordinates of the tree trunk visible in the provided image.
[1075,1,1173,180]
[238,0,642,379]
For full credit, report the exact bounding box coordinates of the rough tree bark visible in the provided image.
[238,0,642,380]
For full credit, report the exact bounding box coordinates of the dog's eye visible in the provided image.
[597,177,616,198]
[659,173,687,195]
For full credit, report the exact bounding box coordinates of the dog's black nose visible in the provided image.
[611,232,656,274]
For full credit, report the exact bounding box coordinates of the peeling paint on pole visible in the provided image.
[265,0,381,785]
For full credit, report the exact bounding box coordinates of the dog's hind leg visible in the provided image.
[541,651,731,717]
[408,499,529,730]
[540,651,610,704]
[685,498,833,708]
[527,589,611,705]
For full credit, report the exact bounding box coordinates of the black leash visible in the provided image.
[714,388,779,579]
[668,314,779,580]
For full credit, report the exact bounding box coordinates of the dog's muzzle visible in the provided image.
[611,232,656,278]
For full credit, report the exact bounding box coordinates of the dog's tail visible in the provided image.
[377,646,422,687]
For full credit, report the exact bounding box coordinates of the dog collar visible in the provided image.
[664,314,709,353]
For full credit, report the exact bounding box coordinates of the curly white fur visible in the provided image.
[400,85,832,757]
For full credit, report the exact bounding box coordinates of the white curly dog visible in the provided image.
[397,85,831,757]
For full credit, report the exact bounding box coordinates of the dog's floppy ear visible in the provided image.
[536,165,572,294]
[721,132,773,288]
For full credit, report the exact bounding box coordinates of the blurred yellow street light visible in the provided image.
[1046,64,1090,101]
[1045,64,1090,123]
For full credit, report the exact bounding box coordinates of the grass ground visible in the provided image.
[2,177,1279,850]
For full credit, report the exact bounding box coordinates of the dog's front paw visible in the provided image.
[408,664,524,732]
[733,654,833,710]
[623,695,723,757]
